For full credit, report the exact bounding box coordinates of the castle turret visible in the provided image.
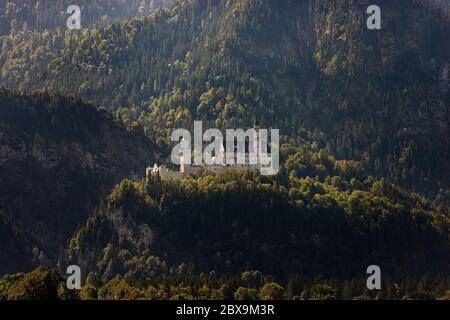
[253,118,260,166]
[253,118,260,129]
[146,164,161,182]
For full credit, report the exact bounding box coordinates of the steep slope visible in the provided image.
[0,0,178,35]
[67,171,450,283]
[0,0,448,195]
[0,88,160,274]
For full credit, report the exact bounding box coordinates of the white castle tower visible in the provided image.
[253,118,260,166]
[147,119,267,182]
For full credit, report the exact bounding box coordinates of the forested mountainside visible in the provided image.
[0,0,178,35]
[63,166,449,299]
[0,0,449,197]
[0,88,160,275]
[1,150,449,299]
[1,266,450,300]
[72,171,450,280]
[0,0,449,300]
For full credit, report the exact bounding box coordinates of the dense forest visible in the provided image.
[0,138,449,299]
[66,165,450,296]
[0,0,448,197]
[0,88,160,274]
[0,0,448,300]
[1,266,449,300]
[0,0,178,35]
[1,160,449,299]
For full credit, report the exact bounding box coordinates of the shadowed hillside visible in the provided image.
[0,88,160,274]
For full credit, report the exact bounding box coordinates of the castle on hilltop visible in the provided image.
[147,121,266,181]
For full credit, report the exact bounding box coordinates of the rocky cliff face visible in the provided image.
[0,89,160,274]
